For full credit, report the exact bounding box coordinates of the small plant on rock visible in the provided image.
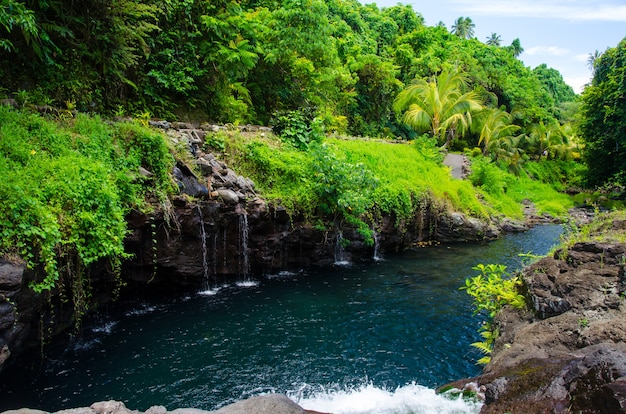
[461,263,527,365]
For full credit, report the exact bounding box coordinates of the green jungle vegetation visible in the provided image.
[0,0,625,319]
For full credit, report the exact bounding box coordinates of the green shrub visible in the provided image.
[461,263,526,365]
[0,107,174,320]
[270,109,325,150]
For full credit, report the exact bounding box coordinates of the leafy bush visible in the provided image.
[270,109,325,150]
[0,107,174,319]
[461,263,526,365]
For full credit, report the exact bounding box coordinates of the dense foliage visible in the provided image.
[579,37,626,188]
[0,0,573,139]
[0,107,173,316]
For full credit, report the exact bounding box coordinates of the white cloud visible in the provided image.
[573,53,592,63]
[564,75,592,93]
[524,46,569,56]
[449,0,626,22]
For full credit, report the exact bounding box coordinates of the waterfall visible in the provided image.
[239,213,250,278]
[212,232,218,277]
[334,230,350,266]
[373,230,382,261]
[236,213,257,287]
[196,206,210,292]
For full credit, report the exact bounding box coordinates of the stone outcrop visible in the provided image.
[468,217,626,413]
[0,395,325,414]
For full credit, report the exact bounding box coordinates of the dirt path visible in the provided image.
[443,153,469,179]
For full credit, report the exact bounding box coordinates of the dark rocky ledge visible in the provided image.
[448,216,626,413]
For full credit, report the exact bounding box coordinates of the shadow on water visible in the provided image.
[0,225,563,414]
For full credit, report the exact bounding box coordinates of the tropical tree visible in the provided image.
[393,68,484,148]
[451,16,475,39]
[526,121,572,160]
[474,107,521,155]
[579,37,626,186]
[587,50,602,74]
[491,134,527,174]
[508,38,524,57]
[486,33,501,46]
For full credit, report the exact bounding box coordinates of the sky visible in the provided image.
[368,0,626,93]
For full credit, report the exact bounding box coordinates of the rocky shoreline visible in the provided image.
[447,212,626,413]
[0,395,324,414]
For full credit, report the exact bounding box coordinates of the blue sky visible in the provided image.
[367,0,626,93]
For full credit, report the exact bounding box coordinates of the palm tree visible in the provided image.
[526,121,572,160]
[451,17,475,39]
[493,135,527,174]
[393,68,484,148]
[486,33,501,46]
[474,107,521,155]
[587,50,602,74]
[508,38,524,58]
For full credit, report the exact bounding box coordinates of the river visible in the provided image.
[0,225,564,414]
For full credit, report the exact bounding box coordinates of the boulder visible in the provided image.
[216,189,239,205]
[208,394,305,414]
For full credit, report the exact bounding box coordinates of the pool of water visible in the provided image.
[0,225,564,414]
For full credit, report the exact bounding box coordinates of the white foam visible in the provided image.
[198,288,221,296]
[291,383,482,414]
[236,280,260,288]
[91,321,118,334]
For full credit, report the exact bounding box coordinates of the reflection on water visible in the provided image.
[0,225,563,414]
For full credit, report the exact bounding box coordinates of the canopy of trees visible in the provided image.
[579,37,626,187]
[0,0,574,140]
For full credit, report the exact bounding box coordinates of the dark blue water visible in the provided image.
[0,225,563,414]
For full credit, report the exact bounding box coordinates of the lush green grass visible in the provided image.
[221,131,578,230]
[329,137,490,219]
[469,156,576,219]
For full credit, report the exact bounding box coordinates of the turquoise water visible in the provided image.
[0,225,563,413]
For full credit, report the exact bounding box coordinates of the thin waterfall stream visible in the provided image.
[196,206,211,292]
[0,225,564,414]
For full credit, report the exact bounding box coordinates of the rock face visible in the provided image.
[474,219,626,413]
[0,260,45,374]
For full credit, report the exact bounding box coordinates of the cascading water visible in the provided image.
[237,213,255,286]
[196,206,210,292]
[373,230,382,261]
[335,230,350,265]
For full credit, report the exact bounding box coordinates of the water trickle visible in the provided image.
[373,230,382,261]
[196,206,210,291]
[334,230,350,266]
[238,213,250,278]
